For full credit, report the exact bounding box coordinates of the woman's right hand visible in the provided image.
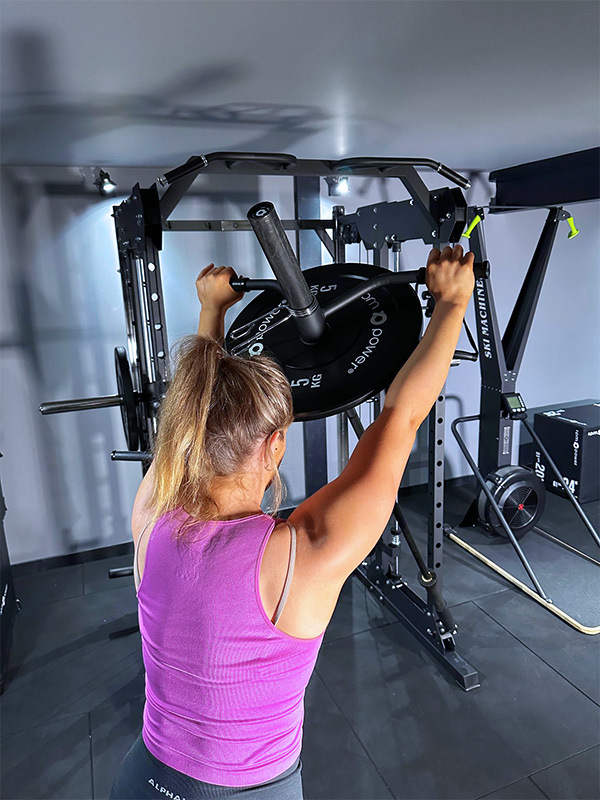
[196,264,244,313]
[425,244,475,307]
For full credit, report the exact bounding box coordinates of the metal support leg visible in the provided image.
[451,416,550,600]
[428,395,446,597]
[354,561,479,691]
[346,407,459,639]
[333,205,349,476]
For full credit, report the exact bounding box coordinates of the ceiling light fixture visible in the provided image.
[93,168,117,195]
[325,176,350,197]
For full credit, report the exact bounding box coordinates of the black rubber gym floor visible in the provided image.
[2,480,599,800]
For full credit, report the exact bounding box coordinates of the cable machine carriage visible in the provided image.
[40,151,495,690]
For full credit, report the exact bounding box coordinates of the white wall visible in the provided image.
[1,167,598,565]
[0,167,316,564]
[1,169,146,563]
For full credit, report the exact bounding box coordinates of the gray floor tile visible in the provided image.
[398,485,600,621]
[475,591,600,705]
[90,695,146,800]
[83,553,135,595]
[533,495,600,559]
[478,778,549,799]
[0,713,92,799]
[324,574,398,643]
[13,563,84,607]
[302,671,394,800]
[94,682,598,800]
[1,585,144,735]
[90,672,395,800]
[531,745,600,800]
[315,601,600,800]
[447,525,600,627]
[393,494,509,607]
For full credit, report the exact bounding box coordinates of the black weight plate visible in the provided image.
[114,346,140,451]
[226,263,423,420]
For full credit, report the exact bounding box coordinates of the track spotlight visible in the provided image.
[325,176,350,197]
[93,168,117,195]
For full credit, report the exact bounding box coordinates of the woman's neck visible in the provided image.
[210,474,266,520]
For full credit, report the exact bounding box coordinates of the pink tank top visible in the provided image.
[135,510,325,787]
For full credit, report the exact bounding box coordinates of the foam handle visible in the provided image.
[247,202,314,312]
[247,202,326,342]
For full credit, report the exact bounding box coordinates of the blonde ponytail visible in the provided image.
[150,335,294,538]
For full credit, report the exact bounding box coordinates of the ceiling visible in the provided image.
[1,0,598,173]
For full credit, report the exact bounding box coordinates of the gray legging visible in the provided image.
[110,732,304,800]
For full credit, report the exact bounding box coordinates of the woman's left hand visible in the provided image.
[196,264,244,313]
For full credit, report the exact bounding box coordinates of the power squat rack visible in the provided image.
[41,152,484,690]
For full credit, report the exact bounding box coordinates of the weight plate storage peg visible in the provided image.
[226,263,423,420]
[39,347,142,454]
[114,346,140,451]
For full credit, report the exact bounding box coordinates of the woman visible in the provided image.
[110,245,475,799]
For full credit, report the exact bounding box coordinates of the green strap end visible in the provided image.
[462,214,482,240]
[567,216,580,239]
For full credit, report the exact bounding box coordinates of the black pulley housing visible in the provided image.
[225,263,423,420]
[478,465,546,540]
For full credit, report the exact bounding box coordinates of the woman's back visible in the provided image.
[136,509,325,788]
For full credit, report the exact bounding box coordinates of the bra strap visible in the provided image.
[273,522,297,625]
[134,521,152,592]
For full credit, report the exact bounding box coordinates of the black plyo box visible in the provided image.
[533,403,600,503]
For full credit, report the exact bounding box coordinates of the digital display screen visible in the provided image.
[504,393,525,413]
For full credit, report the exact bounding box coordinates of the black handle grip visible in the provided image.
[233,259,491,325]
[247,202,326,343]
[230,277,281,293]
[160,152,297,187]
[111,451,152,462]
[416,260,490,285]
[436,162,472,189]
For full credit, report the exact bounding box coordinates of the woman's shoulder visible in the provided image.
[262,513,343,639]
[132,506,187,545]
